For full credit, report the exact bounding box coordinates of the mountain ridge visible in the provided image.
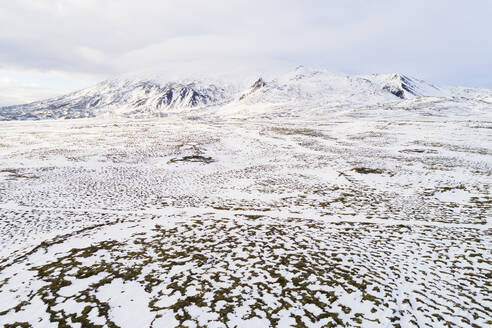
[1,68,490,121]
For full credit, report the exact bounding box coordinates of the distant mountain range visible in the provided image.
[1,67,491,120]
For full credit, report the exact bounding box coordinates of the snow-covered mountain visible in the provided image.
[363,73,444,98]
[237,68,443,107]
[1,67,490,120]
[0,78,236,120]
[222,67,491,119]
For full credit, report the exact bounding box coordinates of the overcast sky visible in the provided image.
[0,0,491,105]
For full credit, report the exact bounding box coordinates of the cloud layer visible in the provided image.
[0,0,491,105]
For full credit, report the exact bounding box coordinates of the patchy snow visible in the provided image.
[435,189,472,204]
[96,279,154,328]
[0,111,490,327]
[59,272,107,297]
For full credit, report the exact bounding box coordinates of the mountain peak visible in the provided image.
[239,78,267,101]
[362,73,444,99]
[251,78,266,90]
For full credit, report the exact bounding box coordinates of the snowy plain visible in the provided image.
[0,109,490,328]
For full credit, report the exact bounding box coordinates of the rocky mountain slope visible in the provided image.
[0,79,235,120]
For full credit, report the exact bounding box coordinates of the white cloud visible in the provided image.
[0,0,490,92]
[0,79,64,106]
[0,69,97,106]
